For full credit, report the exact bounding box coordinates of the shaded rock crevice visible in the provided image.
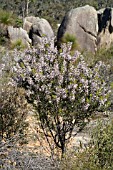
[98,8,113,34]
[97,7,113,49]
[78,22,97,38]
[23,16,54,47]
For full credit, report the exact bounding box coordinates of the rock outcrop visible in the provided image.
[23,16,54,46]
[57,5,113,53]
[97,8,113,49]
[8,26,31,48]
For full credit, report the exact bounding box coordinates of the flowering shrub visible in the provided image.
[0,51,29,140]
[12,38,111,156]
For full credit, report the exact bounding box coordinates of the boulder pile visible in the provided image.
[57,5,113,53]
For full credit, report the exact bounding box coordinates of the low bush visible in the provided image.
[60,119,113,170]
[0,50,29,140]
[0,9,15,26]
[10,39,26,50]
[0,86,29,139]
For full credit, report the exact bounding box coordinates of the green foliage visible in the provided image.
[0,36,8,46]
[82,43,113,69]
[60,149,101,170]
[0,25,9,46]
[0,86,29,139]
[0,9,15,25]
[60,119,113,170]
[12,38,111,157]
[0,9,23,47]
[14,17,23,27]
[0,8,22,27]
[95,46,113,66]
[10,39,26,50]
[61,33,79,52]
[92,119,113,169]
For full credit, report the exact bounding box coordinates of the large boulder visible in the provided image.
[57,5,113,53]
[57,5,98,53]
[8,26,31,48]
[23,16,54,46]
[23,19,32,33]
[97,8,113,49]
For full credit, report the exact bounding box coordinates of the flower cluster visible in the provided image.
[12,39,111,116]
[0,51,15,95]
[9,37,111,154]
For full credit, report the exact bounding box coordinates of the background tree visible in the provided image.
[24,0,35,17]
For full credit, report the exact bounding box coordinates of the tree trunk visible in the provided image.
[25,0,29,17]
[61,142,66,158]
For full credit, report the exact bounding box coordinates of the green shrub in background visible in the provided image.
[0,9,23,46]
[91,119,113,169]
[95,46,113,67]
[60,119,113,170]
[0,8,22,27]
[61,33,79,52]
[0,86,29,139]
[10,39,26,50]
[0,9,15,25]
[14,17,22,28]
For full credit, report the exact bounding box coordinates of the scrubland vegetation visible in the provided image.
[0,1,113,169]
[0,37,113,169]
